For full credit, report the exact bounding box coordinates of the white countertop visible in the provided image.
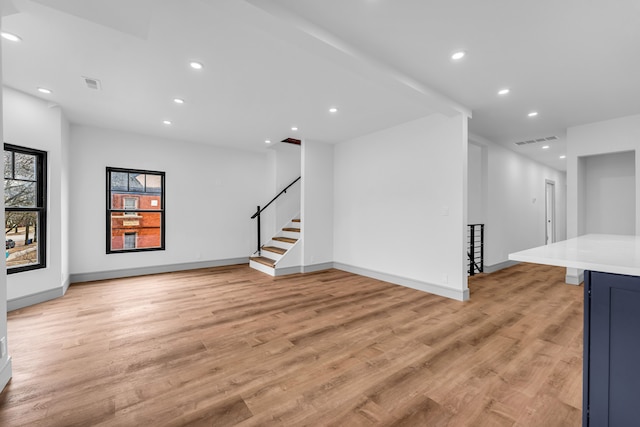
[508,234,640,276]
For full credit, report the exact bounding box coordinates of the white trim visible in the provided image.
[249,260,275,276]
[334,262,469,301]
[565,271,584,285]
[0,357,12,393]
[483,260,519,273]
[301,262,333,273]
[70,257,248,284]
[273,266,301,276]
[8,287,65,311]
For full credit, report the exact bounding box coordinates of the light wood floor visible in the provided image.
[0,263,583,426]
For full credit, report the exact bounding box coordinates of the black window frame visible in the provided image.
[4,143,47,274]
[106,167,165,254]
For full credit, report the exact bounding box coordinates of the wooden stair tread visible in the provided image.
[292,219,301,223]
[282,227,300,232]
[262,246,286,255]
[250,256,276,267]
[273,236,297,244]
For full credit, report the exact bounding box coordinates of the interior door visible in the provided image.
[545,180,555,244]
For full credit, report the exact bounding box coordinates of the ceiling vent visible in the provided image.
[514,135,558,146]
[83,76,101,90]
[281,138,301,145]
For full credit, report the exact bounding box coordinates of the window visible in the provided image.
[123,232,137,249]
[4,144,47,273]
[123,197,138,215]
[107,167,165,253]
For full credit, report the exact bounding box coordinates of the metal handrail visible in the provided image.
[250,176,300,219]
[250,176,301,255]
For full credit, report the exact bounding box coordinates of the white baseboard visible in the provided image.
[302,262,334,273]
[0,357,12,393]
[251,262,334,277]
[8,287,65,311]
[70,257,249,284]
[9,259,249,311]
[484,260,519,273]
[334,262,469,301]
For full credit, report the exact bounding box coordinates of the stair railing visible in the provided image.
[250,176,301,255]
[468,224,484,276]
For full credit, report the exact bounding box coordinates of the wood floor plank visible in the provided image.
[0,262,583,426]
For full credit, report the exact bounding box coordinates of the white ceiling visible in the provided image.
[2,0,640,171]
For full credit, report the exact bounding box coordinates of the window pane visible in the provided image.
[4,180,37,207]
[6,211,39,269]
[145,174,162,193]
[124,233,136,249]
[124,197,137,210]
[129,173,144,192]
[110,212,162,251]
[14,152,36,180]
[111,192,161,211]
[4,151,12,179]
[110,171,128,191]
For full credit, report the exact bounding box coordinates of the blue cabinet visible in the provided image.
[584,271,640,426]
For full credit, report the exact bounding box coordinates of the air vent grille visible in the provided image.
[514,135,558,146]
[83,76,101,90]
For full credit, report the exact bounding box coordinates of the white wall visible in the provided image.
[69,125,270,276]
[334,114,469,301]
[584,151,635,235]
[0,35,12,392]
[3,87,69,304]
[467,142,485,225]
[301,140,334,269]
[566,114,640,284]
[273,143,301,229]
[469,134,567,269]
[568,114,640,239]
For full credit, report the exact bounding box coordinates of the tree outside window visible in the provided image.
[4,144,47,273]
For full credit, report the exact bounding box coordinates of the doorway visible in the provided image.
[545,180,556,245]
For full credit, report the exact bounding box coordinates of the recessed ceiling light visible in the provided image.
[329,107,338,113]
[265,139,271,144]
[189,61,203,70]
[291,126,298,131]
[451,50,466,60]
[542,145,550,150]
[498,88,510,96]
[37,87,52,94]
[1,32,21,42]
[173,98,185,104]
[163,120,172,125]
[560,155,566,159]
[528,111,538,117]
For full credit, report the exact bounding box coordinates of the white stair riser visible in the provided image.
[261,249,284,261]
[269,240,295,250]
[281,230,300,239]
[249,260,276,275]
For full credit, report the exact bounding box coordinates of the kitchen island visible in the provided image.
[509,234,640,427]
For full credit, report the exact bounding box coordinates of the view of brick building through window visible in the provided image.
[110,193,162,250]
[108,169,164,252]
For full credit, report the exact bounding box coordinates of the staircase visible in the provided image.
[250,218,301,275]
